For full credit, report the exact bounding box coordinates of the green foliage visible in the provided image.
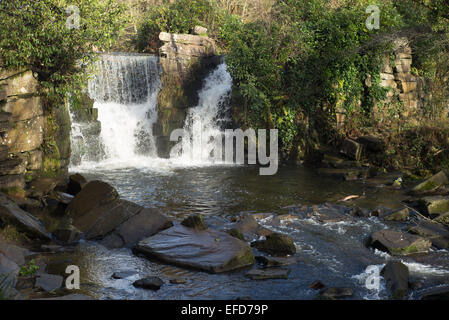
[135,0,221,52]
[0,0,128,105]
[19,259,40,277]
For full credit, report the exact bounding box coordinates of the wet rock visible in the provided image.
[369,230,432,255]
[407,220,449,249]
[102,208,173,248]
[181,214,207,231]
[0,193,50,240]
[255,256,296,268]
[310,203,352,223]
[52,218,81,245]
[419,285,449,300]
[233,215,273,239]
[135,225,255,273]
[34,273,63,292]
[111,270,137,279]
[66,180,119,218]
[382,208,410,222]
[227,228,245,241]
[434,212,449,228]
[411,170,449,195]
[251,233,296,257]
[245,267,291,280]
[67,180,142,240]
[381,261,409,299]
[169,278,187,284]
[133,277,163,290]
[67,174,87,196]
[418,196,449,216]
[309,281,326,290]
[28,178,59,198]
[318,287,354,300]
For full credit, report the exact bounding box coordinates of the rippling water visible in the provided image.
[45,165,449,300]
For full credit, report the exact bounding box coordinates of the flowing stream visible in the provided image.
[63,53,449,300]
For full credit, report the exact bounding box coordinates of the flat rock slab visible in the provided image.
[245,267,290,280]
[135,225,255,273]
[34,273,64,292]
[369,230,432,255]
[0,194,50,240]
[102,208,173,248]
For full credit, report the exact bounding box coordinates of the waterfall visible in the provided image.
[71,53,161,168]
[173,63,233,165]
[70,54,233,169]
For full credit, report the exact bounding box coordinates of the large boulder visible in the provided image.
[135,225,255,273]
[407,220,449,249]
[418,196,449,216]
[101,208,173,248]
[66,180,119,218]
[0,194,50,240]
[67,173,87,196]
[369,230,432,255]
[412,170,449,194]
[381,261,409,299]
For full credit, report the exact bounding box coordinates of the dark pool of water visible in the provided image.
[45,165,449,300]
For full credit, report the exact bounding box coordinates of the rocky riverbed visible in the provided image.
[1,166,449,300]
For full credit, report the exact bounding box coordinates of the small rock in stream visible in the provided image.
[169,278,187,284]
[112,270,137,279]
[245,267,291,280]
[251,233,296,257]
[34,273,64,292]
[133,277,163,290]
[309,281,326,290]
[181,214,207,230]
[318,287,354,300]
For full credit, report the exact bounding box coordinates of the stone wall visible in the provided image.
[379,37,421,118]
[0,67,71,189]
[155,31,222,157]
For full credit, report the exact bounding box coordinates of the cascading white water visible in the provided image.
[70,54,233,170]
[173,63,233,165]
[87,53,161,164]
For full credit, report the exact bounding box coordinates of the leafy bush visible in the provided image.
[0,0,128,105]
[135,0,221,52]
